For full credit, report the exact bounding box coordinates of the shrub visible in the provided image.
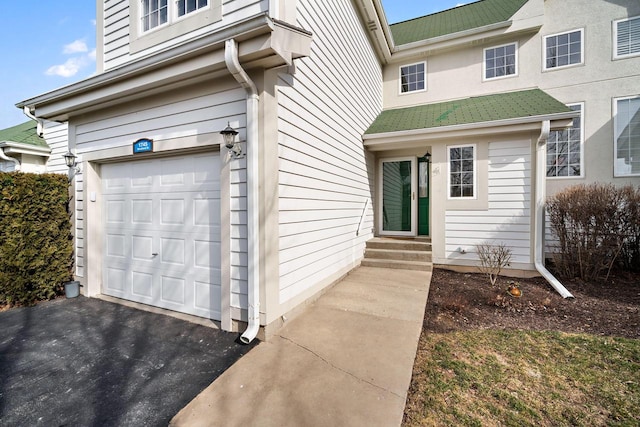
[619,185,640,272]
[546,183,639,281]
[0,172,74,306]
[476,242,512,286]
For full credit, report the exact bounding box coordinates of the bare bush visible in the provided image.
[620,185,640,272]
[476,242,512,286]
[546,183,638,281]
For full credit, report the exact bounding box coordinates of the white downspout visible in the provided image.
[23,107,44,137]
[0,148,20,171]
[535,120,574,299]
[225,39,261,344]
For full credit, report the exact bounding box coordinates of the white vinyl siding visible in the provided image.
[102,0,268,70]
[42,122,70,174]
[445,140,532,264]
[277,0,381,302]
[614,15,640,59]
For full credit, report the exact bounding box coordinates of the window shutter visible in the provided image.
[617,16,640,57]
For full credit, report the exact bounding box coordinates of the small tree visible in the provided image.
[476,242,512,286]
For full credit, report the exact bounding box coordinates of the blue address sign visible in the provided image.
[133,138,153,154]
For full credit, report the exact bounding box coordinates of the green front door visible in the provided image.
[418,157,430,235]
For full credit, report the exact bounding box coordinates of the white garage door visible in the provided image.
[102,153,221,320]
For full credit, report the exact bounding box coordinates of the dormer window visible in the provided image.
[399,62,426,94]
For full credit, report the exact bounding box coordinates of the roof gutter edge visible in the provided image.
[16,14,275,110]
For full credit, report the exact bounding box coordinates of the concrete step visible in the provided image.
[364,248,432,262]
[360,258,433,271]
[366,238,432,252]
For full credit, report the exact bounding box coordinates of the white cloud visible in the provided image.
[91,19,96,26]
[45,57,87,78]
[63,39,88,54]
[88,48,97,61]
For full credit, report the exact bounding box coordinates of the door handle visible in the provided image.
[152,253,158,257]
[412,192,415,200]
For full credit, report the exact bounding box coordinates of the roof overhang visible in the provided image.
[0,141,51,157]
[354,0,393,63]
[363,112,576,151]
[16,14,312,122]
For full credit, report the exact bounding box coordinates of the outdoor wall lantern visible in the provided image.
[423,152,431,163]
[220,122,243,158]
[63,151,81,175]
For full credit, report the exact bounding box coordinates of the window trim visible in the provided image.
[543,28,585,71]
[546,102,585,179]
[447,144,477,200]
[483,42,518,82]
[613,95,640,177]
[130,0,222,54]
[613,15,640,60]
[398,61,427,95]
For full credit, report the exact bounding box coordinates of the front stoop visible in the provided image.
[361,237,433,271]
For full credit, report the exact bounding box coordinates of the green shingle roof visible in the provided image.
[0,120,47,148]
[365,89,572,135]
[389,0,529,45]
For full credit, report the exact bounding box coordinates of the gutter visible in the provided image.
[534,120,574,299]
[225,39,261,344]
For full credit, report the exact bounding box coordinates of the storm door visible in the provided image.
[379,157,416,236]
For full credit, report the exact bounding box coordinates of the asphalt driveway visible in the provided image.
[0,296,255,426]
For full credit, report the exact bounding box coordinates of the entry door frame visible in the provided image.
[378,156,417,236]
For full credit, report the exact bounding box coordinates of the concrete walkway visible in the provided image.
[171,266,431,427]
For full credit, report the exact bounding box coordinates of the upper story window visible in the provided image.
[399,62,426,94]
[544,29,584,70]
[142,0,168,31]
[178,0,209,17]
[614,16,640,59]
[547,103,583,178]
[484,42,517,80]
[614,95,640,177]
[141,0,209,33]
[448,144,475,199]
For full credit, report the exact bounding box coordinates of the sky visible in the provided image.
[0,0,468,130]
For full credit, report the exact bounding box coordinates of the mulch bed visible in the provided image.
[425,268,640,339]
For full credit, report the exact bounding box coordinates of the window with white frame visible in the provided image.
[614,96,640,176]
[448,145,475,198]
[544,29,583,70]
[141,0,209,32]
[484,43,517,80]
[614,16,640,59]
[177,0,209,17]
[547,103,583,178]
[400,62,426,94]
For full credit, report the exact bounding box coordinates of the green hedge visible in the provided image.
[0,172,74,306]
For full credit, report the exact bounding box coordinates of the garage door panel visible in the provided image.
[103,152,221,320]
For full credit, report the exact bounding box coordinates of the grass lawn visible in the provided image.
[403,330,640,426]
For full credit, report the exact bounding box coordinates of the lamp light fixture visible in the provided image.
[220,122,243,158]
[63,151,81,177]
[423,152,432,163]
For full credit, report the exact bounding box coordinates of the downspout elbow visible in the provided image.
[0,148,21,171]
[23,107,44,138]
